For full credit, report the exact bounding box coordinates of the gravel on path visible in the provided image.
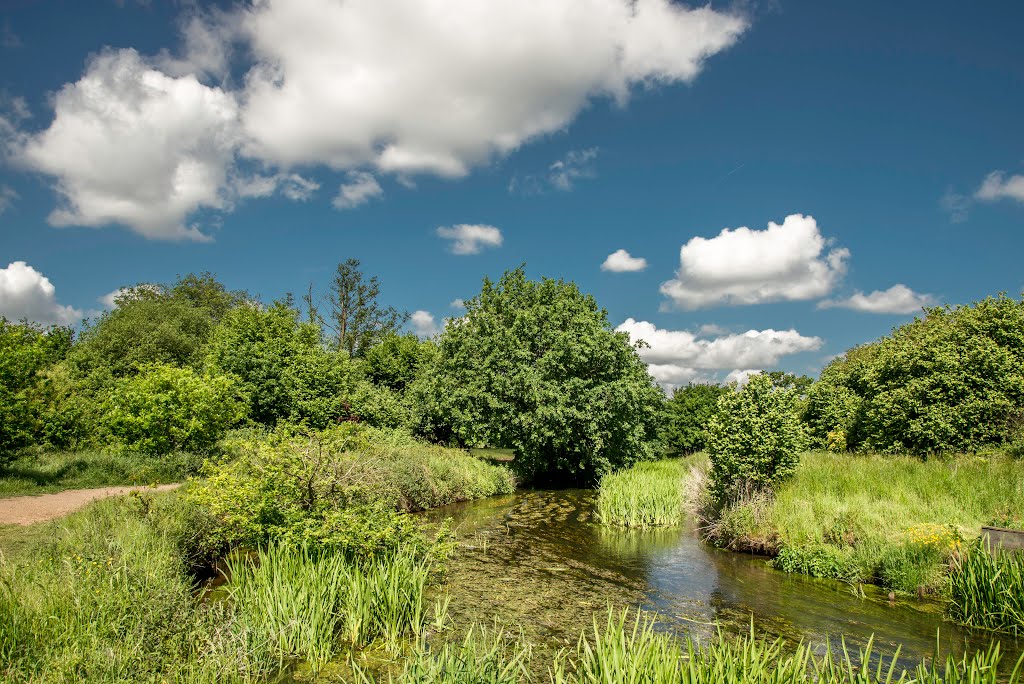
[0,484,181,526]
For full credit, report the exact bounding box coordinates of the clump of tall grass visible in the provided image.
[950,539,1024,635]
[227,544,432,674]
[597,459,686,528]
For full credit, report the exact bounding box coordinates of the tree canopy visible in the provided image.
[418,267,663,483]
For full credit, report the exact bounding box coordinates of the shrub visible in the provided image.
[705,373,804,504]
[100,363,246,455]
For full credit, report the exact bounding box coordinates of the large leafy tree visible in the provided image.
[70,272,246,379]
[419,267,663,483]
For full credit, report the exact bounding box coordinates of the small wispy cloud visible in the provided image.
[510,147,599,194]
[333,171,383,210]
[436,224,503,255]
[818,284,935,314]
[601,249,648,272]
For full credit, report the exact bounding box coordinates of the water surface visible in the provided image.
[425,489,1022,667]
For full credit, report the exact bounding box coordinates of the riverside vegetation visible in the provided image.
[3,265,1024,679]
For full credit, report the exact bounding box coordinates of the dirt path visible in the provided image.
[0,484,181,526]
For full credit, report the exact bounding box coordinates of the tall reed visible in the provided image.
[950,538,1024,635]
[597,459,686,528]
[227,544,432,674]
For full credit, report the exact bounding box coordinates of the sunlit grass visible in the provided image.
[950,539,1024,635]
[596,459,687,528]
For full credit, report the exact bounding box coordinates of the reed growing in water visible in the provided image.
[950,538,1024,635]
[596,459,687,528]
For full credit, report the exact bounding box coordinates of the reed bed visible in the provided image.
[950,539,1024,635]
[597,459,687,528]
[362,608,1024,683]
[227,544,432,674]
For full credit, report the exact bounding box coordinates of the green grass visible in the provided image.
[597,458,688,528]
[227,544,433,674]
[0,449,198,497]
[950,540,1024,635]
[0,490,271,683]
[364,608,1024,684]
[702,452,1024,595]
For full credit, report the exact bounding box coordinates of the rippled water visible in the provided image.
[424,489,1022,667]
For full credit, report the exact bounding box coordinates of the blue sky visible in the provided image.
[1,0,1022,387]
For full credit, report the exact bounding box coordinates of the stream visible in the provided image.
[424,489,1023,668]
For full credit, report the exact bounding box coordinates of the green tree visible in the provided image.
[70,273,245,379]
[0,320,73,462]
[100,363,246,455]
[804,295,1024,454]
[311,259,409,357]
[362,333,435,392]
[419,267,663,483]
[706,373,804,503]
[205,302,359,427]
[663,383,729,454]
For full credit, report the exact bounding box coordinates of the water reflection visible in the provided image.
[424,489,1022,666]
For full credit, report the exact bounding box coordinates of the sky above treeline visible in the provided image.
[0,0,1022,387]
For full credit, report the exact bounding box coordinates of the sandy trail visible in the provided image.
[0,484,181,526]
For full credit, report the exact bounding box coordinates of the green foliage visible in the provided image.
[100,363,246,455]
[420,266,663,483]
[597,459,687,528]
[363,333,435,392]
[663,383,729,454]
[950,539,1024,635]
[549,607,1024,684]
[806,295,1024,455]
[205,301,359,427]
[70,274,244,380]
[0,492,269,683]
[188,425,509,555]
[706,374,804,503]
[0,320,73,461]
[312,258,410,357]
[227,545,431,673]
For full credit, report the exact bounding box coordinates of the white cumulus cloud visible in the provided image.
[437,224,503,255]
[234,172,319,201]
[0,261,82,325]
[450,298,466,310]
[238,0,746,175]
[410,310,440,337]
[601,248,648,272]
[16,49,240,241]
[818,284,935,314]
[975,171,1024,204]
[660,213,849,310]
[332,171,383,210]
[617,317,822,390]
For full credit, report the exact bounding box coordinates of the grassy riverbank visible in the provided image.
[713,452,1024,595]
[598,451,1024,601]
